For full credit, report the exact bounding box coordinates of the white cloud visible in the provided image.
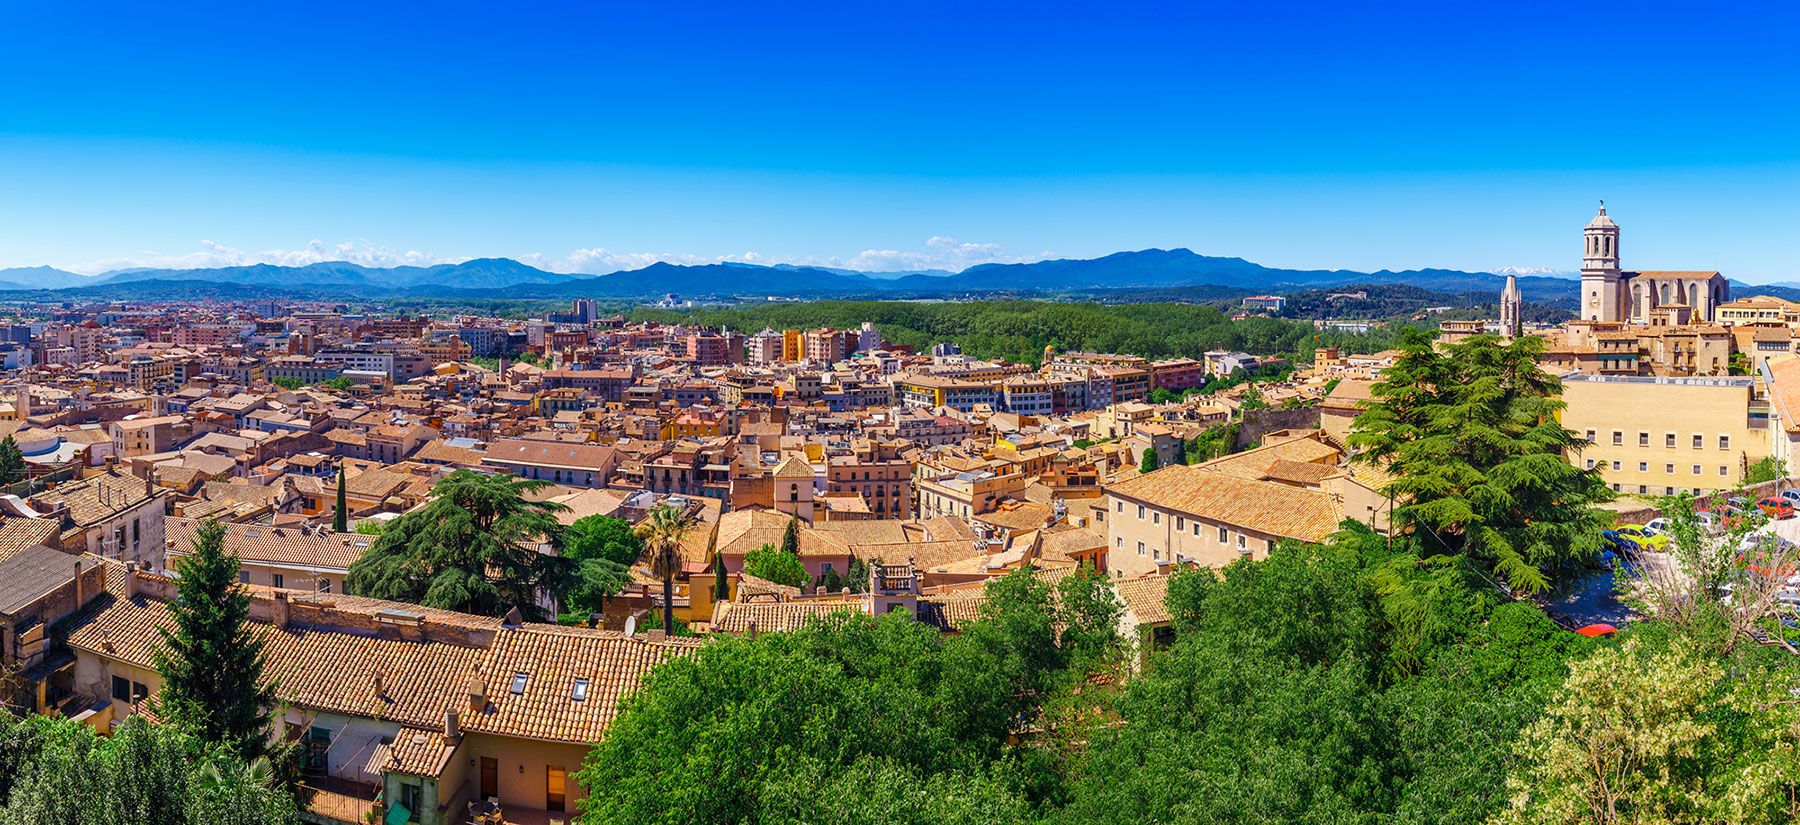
[62,235,1041,277]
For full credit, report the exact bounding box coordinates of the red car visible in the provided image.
[1759,497,1796,519]
[1704,504,1746,531]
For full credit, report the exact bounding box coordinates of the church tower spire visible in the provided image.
[1499,273,1523,338]
[1579,201,1624,322]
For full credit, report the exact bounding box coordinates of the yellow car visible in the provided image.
[1615,524,1669,552]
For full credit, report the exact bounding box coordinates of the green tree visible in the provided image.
[1239,384,1269,411]
[1745,456,1787,485]
[0,435,24,487]
[1054,561,1124,672]
[153,520,277,760]
[331,467,347,533]
[1137,448,1159,474]
[634,505,699,636]
[1497,637,1723,825]
[562,515,644,615]
[713,556,729,601]
[743,543,808,590]
[1349,330,1614,593]
[346,470,575,620]
[779,516,800,556]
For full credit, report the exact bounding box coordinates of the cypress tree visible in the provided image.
[333,467,348,533]
[153,520,276,759]
[780,517,800,556]
[0,435,23,487]
[713,556,729,601]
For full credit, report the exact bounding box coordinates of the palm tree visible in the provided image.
[635,504,699,634]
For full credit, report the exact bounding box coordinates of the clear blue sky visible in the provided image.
[3,1,1798,280]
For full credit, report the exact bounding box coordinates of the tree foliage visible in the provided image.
[1350,330,1614,592]
[346,470,574,620]
[153,521,276,760]
[742,542,808,590]
[561,515,643,615]
[0,716,295,825]
[0,436,23,487]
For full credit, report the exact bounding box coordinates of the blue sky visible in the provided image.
[3,1,1799,280]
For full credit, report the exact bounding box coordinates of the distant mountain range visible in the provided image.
[2,250,1796,308]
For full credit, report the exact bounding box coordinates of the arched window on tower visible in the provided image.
[1688,283,1699,308]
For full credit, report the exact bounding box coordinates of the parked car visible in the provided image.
[1780,489,1800,506]
[1646,516,1671,534]
[1759,497,1797,519]
[1704,504,1746,532]
[1614,524,1669,552]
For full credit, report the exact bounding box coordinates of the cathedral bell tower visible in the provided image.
[1580,202,1622,322]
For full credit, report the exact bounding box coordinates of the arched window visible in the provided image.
[1661,284,1672,305]
[1688,283,1699,307]
[789,483,799,502]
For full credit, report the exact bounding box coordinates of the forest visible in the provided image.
[630,300,1407,365]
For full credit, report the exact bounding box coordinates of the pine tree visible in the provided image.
[332,467,348,533]
[0,435,23,487]
[153,520,276,759]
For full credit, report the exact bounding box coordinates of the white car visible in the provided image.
[1782,489,1800,506]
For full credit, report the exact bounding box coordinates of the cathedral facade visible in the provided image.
[1578,204,1728,325]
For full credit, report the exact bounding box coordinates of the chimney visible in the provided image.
[467,668,487,712]
[273,590,290,630]
[444,707,461,741]
[124,561,139,600]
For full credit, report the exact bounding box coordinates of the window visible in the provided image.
[1611,461,1621,471]
[1136,541,1146,556]
[112,676,131,702]
[1612,431,1623,446]
[1665,463,1674,474]
[1585,459,1596,469]
[1236,535,1247,551]
[510,672,529,695]
[1720,465,1730,476]
[1192,523,1201,537]
[318,578,332,594]
[1666,433,1676,448]
[273,574,284,589]
[571,678,590,703]
[1693,464,1702,475]
[238,571,250,584]
[1638,462,1648,472]
[1137,505,1146,519]
[399,783,422,822]
[1218,527,1228,543]
[1116,537,1123,548]
[1585,429,1596,442]
[1694,434,1704,448]
[1152,512,1159,525]
[1638,432,1649,447]
[1175,516,1185,531]
[1638,485,1647,494]
[1719,435,1730,450]
[1115,501,1123,512]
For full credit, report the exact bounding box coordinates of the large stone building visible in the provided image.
[1579,203,1729,324]
[1558,373,1768,495]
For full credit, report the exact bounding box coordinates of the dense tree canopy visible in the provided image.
[346,470,575,620]
[0,715,295,825]
[560,515,642,616]
[576,566,1120,824]
[633,300,1407,365]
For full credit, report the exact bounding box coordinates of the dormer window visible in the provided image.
[571,678,590,702]
[509,672,528,695]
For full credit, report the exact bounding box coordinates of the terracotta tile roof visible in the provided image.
[63,567,699,748]
[1768,358,1800,434]
[1626,270,1721,280]
[165,517,370,572]
[1195,437,1342,481]
[29,471,157,527]
[376,727,456,777]
[482,439,616,472]
[0,517,61,563]
[1259,458,1341,486]
[708,509,849,563]
[1107,465,1344,543]
[1113,573,1172,626]
[412,440,486,465]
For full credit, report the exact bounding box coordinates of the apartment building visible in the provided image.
[1559,373,1770,495]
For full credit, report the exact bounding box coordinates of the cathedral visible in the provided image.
[1578,203,1728,324]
